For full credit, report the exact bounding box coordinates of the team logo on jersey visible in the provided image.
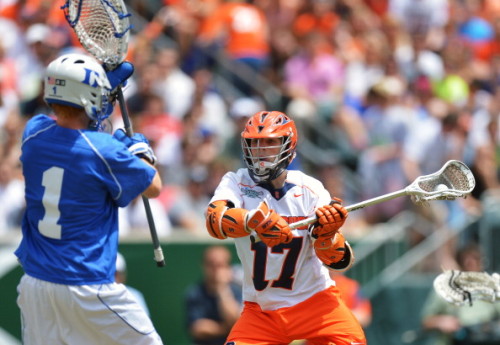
[240,186,263,199]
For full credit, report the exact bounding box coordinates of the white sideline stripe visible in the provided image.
[0,245,19,279]
[0,327,21,345]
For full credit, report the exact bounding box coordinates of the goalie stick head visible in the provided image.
[44,53,112,124]
[241,111,298,183]
[62,0,131,69]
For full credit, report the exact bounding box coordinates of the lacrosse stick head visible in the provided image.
[407,160,475,205]
[434,270,500,306]
[62,0,131,69]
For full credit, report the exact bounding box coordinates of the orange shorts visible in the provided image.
[225,285,366,345]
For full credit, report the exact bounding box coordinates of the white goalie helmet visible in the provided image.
[44,53,112,122]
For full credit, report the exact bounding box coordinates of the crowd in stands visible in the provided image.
[1,0,500,271]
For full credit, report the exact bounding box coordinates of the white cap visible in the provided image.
[116,252,127,272]
[25,23,51,45]
[230,97,264,118]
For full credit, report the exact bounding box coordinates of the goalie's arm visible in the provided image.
[142,165,162,199]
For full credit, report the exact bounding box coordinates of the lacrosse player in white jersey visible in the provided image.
[15,53,164,345]
[206,111,366,344]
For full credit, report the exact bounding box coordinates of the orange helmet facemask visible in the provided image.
[241,111,298,183]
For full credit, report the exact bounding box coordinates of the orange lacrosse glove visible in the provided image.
[314,232,353,271]
[206,200,251,239]
[247,201,293,247]
[311,198,348,239]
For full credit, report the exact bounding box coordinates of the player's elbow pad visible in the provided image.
[205,200,250,240]
[324,241,354,272]
[314,233,355,272]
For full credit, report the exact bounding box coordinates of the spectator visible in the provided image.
[388,0,449,36]
[292,0,340,40]
[134,93,184,185]
[187,68,230,146]
[197,0,270,95]
[153,47,196,120]
[125,62,162,117]
[222,96,265,165]
[164,167,212,236]
[283,30,345,122]
[356,77,410,223]
[185,245,243,345]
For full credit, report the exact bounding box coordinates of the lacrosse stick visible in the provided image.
[433,270,500,306]
[62,0,165,267]
[251,160,475,243]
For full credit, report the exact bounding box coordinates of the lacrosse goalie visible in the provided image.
[15,53,164,345]
[205,111,366,344]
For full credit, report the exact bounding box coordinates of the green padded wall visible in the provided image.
[0,241,238,345]
[0,242,438,345]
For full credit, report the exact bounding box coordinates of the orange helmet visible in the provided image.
[241,111,298,182]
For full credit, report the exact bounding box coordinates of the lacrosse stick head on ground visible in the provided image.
[433,270,500,306]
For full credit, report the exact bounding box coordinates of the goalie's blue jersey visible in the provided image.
[15,115,156,285]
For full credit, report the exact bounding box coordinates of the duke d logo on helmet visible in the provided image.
[82,68,103,88]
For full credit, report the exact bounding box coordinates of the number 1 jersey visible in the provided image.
[15,115,156,285]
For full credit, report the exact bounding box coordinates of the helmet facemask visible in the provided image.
[242,136,295,183]
[241,111,298,183]
[81,90,113,131]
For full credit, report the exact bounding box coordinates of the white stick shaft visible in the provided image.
[289,189,407,229]
[250,188,408,243]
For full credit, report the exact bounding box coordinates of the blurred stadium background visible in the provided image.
[2,0,500,344]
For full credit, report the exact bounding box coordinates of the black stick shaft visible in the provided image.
[117,87,165,267]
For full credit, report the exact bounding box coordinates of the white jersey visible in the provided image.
[210,168,334,311]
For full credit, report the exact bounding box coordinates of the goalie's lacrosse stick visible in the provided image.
[251,160,475,243]
[434,270,500,306]
[62,0,165,267]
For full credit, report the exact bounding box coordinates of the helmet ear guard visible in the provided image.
[44,53,112,127]
[241,111,298,183]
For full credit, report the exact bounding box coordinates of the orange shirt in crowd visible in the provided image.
[198,2,269,59]
[293,11,339,39]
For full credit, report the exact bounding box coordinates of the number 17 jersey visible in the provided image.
[210,168,335,311]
